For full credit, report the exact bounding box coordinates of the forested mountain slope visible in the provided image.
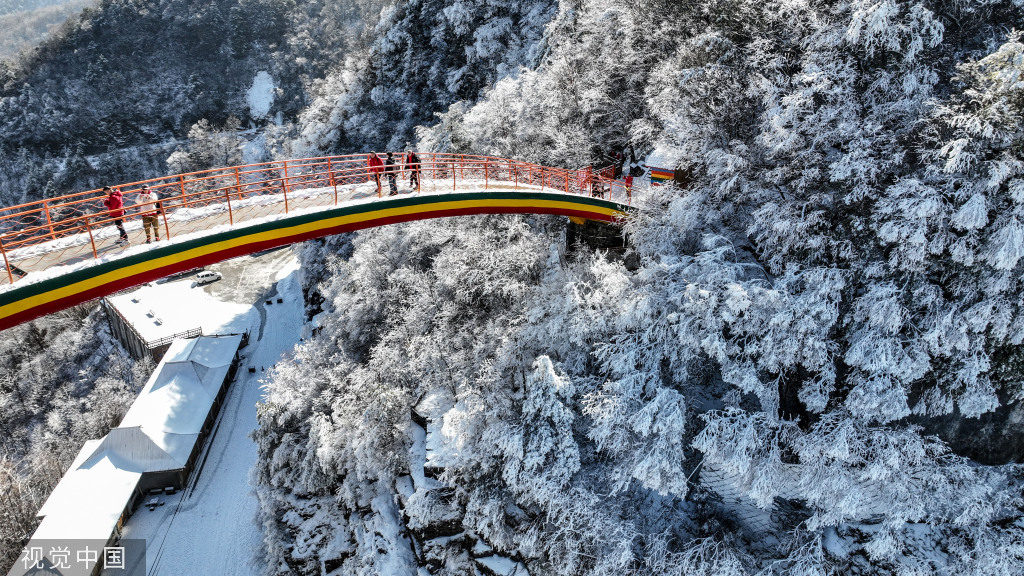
[254,0,1024,574]
[0,0,92,61]
[0,0,374,153]
[0,0,389,205]
[293,0,558,153]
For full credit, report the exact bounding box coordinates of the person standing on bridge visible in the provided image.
[136,186,161,244]
[405,150,421,191]
[385,151,399,196]
[368,152,384,197]
[102,186,129,246]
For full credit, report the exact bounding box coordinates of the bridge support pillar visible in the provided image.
[565,217,626,252]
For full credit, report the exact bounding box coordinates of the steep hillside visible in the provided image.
[1,0,336,152]
[0,0,388,205]
[293,0,558,154]
[0,0,91,60]
[254,0,1024,574]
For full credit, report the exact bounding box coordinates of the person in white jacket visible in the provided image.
[135,186,161,243]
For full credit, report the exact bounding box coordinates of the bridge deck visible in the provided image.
[1,179,478,285]
[0,154,632,330]
[2,180,625,287]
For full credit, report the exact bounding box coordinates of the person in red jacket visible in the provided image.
[405,150,421,191]
[624,174,634,201]
[368,152,384,197]
[102,186,129,245]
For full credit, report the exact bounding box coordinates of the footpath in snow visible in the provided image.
[114,248,304,576]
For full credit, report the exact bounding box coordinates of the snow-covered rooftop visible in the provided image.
[119,334,242,464]
[32,442,142,541]
[165,334,240,367]
[92,427,187,471]
[106,280,253,343]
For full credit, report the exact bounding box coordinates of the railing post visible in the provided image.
[0,235,13,284]
[83,217,98,259]
[283,179,289,213]
[328,158,338,205]
[179,175,188,208]
[282,160,291,197]
[565,172,569,194]
[161,207,171,241]
[43,200,55,240]
[514,162,518,189]
[224,188,234,225]
[453,158,457,191]
[485,162,489,189]
[234,167,242,198]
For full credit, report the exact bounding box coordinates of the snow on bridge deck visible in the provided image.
[0,153,632,330]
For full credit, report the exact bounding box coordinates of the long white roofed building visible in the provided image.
[7,334,242,576]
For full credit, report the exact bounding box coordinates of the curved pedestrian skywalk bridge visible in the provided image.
[0,153,631,331]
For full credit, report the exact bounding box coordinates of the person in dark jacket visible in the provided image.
[405,150,421,190]
[103,186,129,245]
[368,152,384,197]
[385,152,399,196]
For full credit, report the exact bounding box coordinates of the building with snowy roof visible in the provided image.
[118,333,243,491]
[103,282,251,362]
[7,334,243,576]
[6,441,144,576]
[32,438,142,543]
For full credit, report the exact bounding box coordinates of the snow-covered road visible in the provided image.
[117,251,304,576]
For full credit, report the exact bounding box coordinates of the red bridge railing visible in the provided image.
[0,153,633,285]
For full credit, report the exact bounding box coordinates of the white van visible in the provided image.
[195,270,222,284]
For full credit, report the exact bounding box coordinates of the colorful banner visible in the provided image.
[649,167,674,186]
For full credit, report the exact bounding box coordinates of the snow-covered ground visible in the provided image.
[247,71,275,120]
[115,250,304,576]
